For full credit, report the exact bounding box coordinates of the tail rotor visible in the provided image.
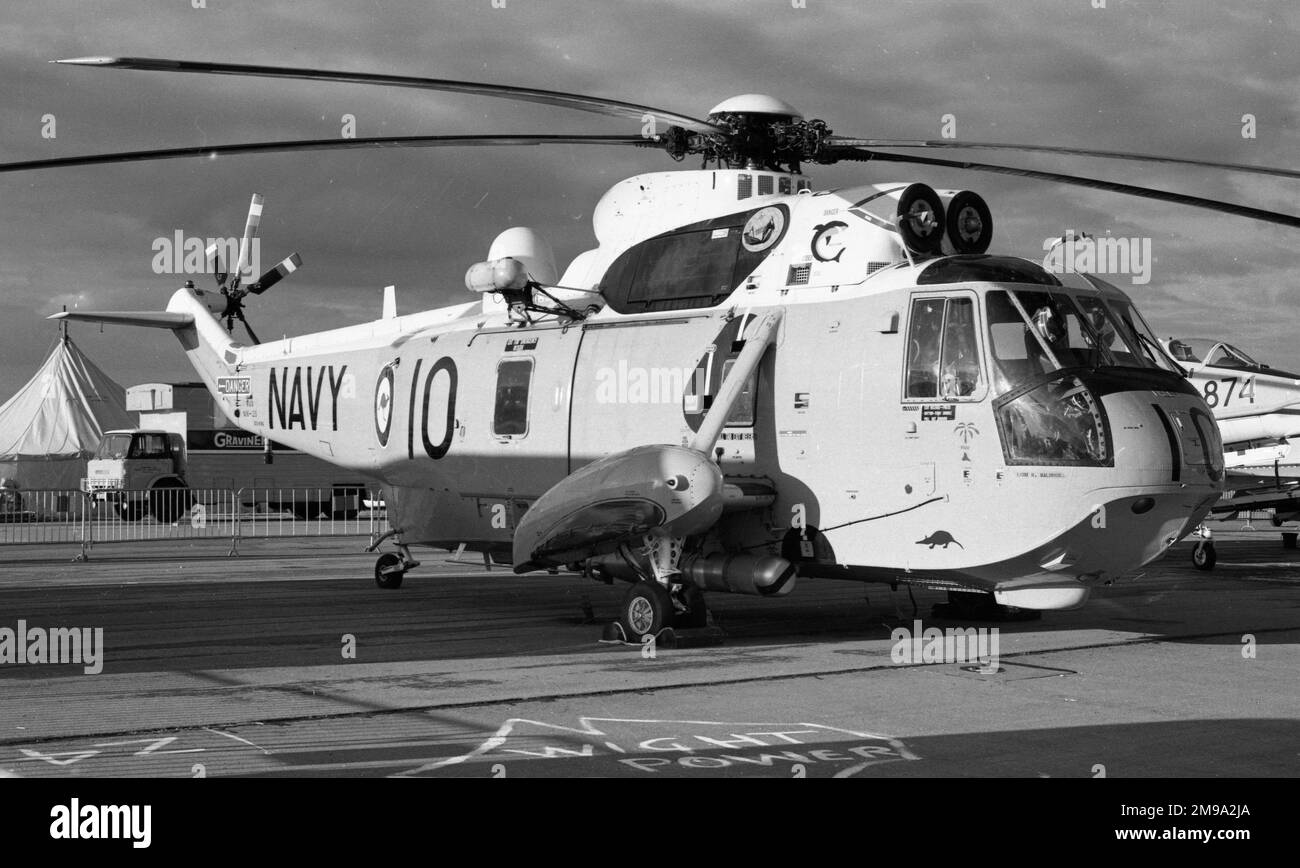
[202,193,301,344]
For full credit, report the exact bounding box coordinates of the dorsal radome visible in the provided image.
[707,94,802,120]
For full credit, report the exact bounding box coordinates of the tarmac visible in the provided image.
[0,522,1296,778]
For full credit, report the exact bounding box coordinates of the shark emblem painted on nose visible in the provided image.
[917,531,963,550]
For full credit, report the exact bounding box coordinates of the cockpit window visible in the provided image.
[905,299,945,398]
[1075,297,1141,366]
[1107,300,1183,373]
[940,298,982,398]
[1206,342,1258,369]
[905,296,984,400]
[985,289,1114,392]
[986,288,1184,392]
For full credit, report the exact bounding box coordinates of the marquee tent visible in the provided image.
[0,333,134,491]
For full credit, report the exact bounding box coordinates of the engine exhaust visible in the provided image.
[682,553,797,597]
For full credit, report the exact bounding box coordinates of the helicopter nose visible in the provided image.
[1080,388,1224,567]
[1105,390,1223,488]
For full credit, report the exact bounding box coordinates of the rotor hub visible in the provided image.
[659,94,828,172]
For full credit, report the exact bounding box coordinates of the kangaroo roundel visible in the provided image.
[375,365,395,446]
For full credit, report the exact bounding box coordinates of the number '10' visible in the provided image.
[407,356,458,460]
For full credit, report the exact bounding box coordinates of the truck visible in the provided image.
[81,382,374,523]
[83,427,372,523]
[83,429,192,521]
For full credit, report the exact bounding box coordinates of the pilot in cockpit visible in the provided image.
[1167,338,1196,363]
[1025,302,1070,375]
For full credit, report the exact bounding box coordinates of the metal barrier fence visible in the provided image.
[0,487,390,559]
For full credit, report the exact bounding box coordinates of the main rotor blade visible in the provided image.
[0,134,654,173]
[55,56,726,135]
[827,137,1300,181]
[829,148,1300,229]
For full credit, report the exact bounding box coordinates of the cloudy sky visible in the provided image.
[0,0,1295,399]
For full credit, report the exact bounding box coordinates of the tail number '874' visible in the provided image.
[406,357,458,459]
[1201,376,1254,409]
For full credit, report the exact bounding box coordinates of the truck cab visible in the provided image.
[84,429,190,521]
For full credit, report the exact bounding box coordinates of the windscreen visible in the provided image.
[1105,298,1183,374]
[1205,342,1259,369]
[95,434,133,460]
[986,289,1172,393]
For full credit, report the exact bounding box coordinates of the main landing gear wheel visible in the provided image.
[1192,540,1217,571]
[374,552,405,589]
[619,581,673,641]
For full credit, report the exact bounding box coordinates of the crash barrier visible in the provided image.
[0,487,390,559]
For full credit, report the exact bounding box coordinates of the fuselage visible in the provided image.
[166,168,1224,609]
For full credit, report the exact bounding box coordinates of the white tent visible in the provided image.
[0,333,135,490]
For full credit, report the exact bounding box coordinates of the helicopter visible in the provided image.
[13,56,1300,641]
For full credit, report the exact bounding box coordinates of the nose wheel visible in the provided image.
[369,535,420,589]
[1190,524,1216,571]
[374,552,406,588]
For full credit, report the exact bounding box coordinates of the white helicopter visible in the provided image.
[13,56,1300,640]
[1159,337,1300,568]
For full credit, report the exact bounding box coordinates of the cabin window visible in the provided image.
[599,205,789,314]
[720,358,757,427]
[905,296,983,400]
[493,359,533,437]
[628,229,740,307]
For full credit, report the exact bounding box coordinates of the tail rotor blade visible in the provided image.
[233,192,264,286]
[205,241,228,286]
[249,252,302,294]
